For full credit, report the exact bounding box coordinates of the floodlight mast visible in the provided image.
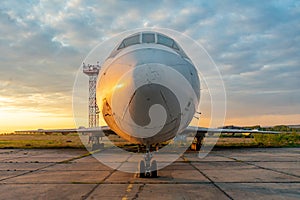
[83,62,100,128]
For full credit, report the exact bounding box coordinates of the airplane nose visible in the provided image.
[108,63,197,144]
[128,83,181,129]
[127,82,182,142]
[109,63,183,143]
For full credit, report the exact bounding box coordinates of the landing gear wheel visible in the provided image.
[151,160,158,178]
[138,144,158,178]
[196,143,201,151]
[139,160,145,178]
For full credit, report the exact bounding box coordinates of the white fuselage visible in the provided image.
[96,32,200,145]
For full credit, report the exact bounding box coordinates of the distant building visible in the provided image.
[288,125,300,129]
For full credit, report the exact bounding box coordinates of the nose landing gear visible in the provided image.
[139,145,158,178]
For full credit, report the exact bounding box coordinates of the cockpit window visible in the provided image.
[157,34,181,51]
[117,33,180,51]
[124,34,140,46]
[157,34,174,48]
[118,34,140,50]
[118,42,125,49]
[113,32,185,58]
[142,33,155,43]
[172,42,179,50]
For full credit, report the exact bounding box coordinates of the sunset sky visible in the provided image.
[0,0,300,133]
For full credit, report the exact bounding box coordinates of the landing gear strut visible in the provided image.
[190,133,205,151]
[89,133,104,151]
[139,145,158,178]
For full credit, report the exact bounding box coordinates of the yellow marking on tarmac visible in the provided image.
[122,183,133,200]
[122,173,137,200]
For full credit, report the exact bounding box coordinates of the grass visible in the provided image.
[253,132,300,147]
[0,134,84,149]
[214,133,300,148]
[0,132,299,149]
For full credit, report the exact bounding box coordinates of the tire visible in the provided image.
[139,160,145,178]
[196,143,201,151]
[91,144,97,151]
[151,160,158,178]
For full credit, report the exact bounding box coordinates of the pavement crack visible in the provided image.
[245,161,300,179]
[182,155,234,200]
[0,162,57,182]
[81,184,100,200]
[81,154,133,199]
[216,153,300,179]
[0,150,95,182]
[132,184,145,200]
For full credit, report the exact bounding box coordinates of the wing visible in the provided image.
[180,126,280,137]
[15,126,116,136]
[178,126,281,151]
[16,126,280,137]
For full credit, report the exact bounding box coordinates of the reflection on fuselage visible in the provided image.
[96,31,200,145]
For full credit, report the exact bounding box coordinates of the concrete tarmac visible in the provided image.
[0,148,299,200]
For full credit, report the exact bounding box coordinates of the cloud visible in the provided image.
[0,0,299,128]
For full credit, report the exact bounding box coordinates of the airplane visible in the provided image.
[18,31,280,178]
